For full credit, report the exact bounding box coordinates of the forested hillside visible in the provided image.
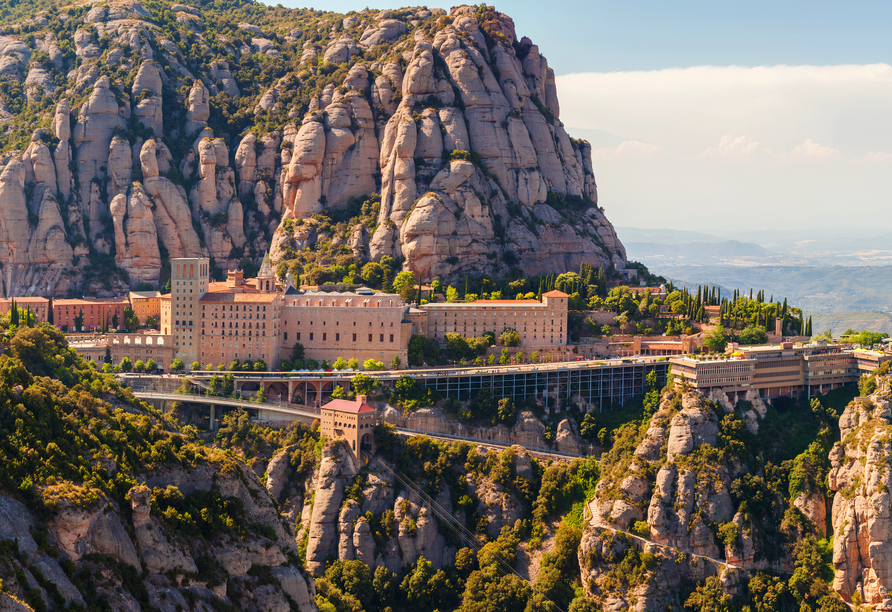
[0,318,877,611]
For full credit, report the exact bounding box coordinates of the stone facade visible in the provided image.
[53,296,129,332]
[279,291,413,366]
[170,258,210,365]
[419,290,568,347]
[129,290,162,323]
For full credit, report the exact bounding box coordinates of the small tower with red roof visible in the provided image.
[320,395,378,457]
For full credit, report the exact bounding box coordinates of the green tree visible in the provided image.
[190,361,200,371]
[445,286,459,302]
[333,357,348,370]
[145,359,156,372]
[170,358,184,371]
[120,357,133,372]
[393,270,416,294]
[360,262,384,287]
[737,325,768,345]
[499,328,520,347]
[133,359,145,373]
[347,358,359,370]
[703,324,730,353]
[390,355,401,370]
[74,309,84,332]
[497,397,516,425]
[124,306,140,331]
[253,360,267,371]
[351,373,378,397]
[290,342,305,364]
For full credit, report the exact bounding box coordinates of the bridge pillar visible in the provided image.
[209,404,216,431]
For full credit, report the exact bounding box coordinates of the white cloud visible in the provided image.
[553,64,892,231]
[783,139,841,161]
[697,135,764,161]
[591,140,665,161]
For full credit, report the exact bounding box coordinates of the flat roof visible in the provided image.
[129,291,162,299]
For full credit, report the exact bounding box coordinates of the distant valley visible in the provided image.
[618,226,892,333]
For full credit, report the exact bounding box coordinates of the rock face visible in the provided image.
[829,391,892,606]
[383,405,586,452]
[0,3,625,296]
[300,440,537,576]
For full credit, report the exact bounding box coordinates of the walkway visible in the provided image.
[131,389,586,460]
[586,499,740,571]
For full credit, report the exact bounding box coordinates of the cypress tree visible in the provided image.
[10,298,18,326]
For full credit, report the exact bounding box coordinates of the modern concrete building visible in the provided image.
[670,342,892,401]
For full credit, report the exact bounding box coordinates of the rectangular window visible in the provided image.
[380,334,384,342]
[310,332,314,341]
[323,333,327,341]
[353,333,357,342]
[284,332,288,340]
[297,332,301,341]
[368,334,372,342]
[336,333,340,342]
[390,334,394,342]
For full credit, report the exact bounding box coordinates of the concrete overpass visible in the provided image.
[122,356,670,413]
[130,389,587,460]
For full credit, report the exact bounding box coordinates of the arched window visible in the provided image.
[176,264,180,277]
[190,264,194,277]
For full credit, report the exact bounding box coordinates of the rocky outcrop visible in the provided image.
[0,3,625,295]
[590,386,779,572]
[829,392,892,606]
[110,184,162,285]
[47,499,140,567]
[305,441,356,575]
[383,405,584,452]
[128,485,197,574]
[579,523,745,612]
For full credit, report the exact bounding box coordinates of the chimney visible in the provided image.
[357,394,367,405]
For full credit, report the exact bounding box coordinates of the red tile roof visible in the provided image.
[542,290,569,298]
[322,399,375,414]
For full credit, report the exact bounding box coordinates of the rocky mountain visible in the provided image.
[828,372,892,607]
[0,0,624,297]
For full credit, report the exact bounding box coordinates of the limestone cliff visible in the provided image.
[581,384,810,610]
[0,1,624,296]
[828,379,892,607]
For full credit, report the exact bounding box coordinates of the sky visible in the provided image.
[272,0,892,233]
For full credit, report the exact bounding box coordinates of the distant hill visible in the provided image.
[616,227,727,245]
[652,264,892,314]
[626,240,774,261]
[809,310,892,335]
